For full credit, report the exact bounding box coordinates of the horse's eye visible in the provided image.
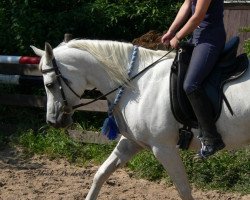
[45,82,54,88]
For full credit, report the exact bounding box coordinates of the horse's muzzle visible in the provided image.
[47,112,73,128]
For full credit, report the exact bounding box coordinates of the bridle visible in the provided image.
[41,49,174,111]
[41,58,82,108]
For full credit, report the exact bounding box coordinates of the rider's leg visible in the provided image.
[183,43,225,158]
[186,88,225,158]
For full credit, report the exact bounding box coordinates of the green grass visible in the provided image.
[128,148,250,194]
[181,149,250,193]
[17,128,116,165]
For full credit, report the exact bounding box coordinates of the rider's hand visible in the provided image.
[161,31,175,46]
[170,36,180,49]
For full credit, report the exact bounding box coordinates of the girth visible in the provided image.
[170,36,249,149]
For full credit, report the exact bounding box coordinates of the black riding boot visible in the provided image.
[187,88,225,159]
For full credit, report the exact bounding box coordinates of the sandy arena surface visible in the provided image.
[0,146,249,200]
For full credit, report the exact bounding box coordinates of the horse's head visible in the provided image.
[31,43,88,128]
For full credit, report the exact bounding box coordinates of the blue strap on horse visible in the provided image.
[102,45,139,140]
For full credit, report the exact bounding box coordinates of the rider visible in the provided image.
[161,0,226,158]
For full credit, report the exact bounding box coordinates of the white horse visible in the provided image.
[32,40,250,200]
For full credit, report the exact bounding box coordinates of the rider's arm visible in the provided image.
[167,0,192,35]
[175,0,212,40]
[161,0,192,44]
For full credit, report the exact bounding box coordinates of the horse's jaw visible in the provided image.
[47,113,73,128]
[46,102,74,128]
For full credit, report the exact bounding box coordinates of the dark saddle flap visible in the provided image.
[170,36,249,128]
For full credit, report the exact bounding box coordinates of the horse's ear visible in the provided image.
[45,42,54,61]
[30,45,45,57]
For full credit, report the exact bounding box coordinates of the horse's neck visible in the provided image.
[91,70,117,101]
[82,54,119,102]
[81,46,150,102]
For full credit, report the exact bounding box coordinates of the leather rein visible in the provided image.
[41,49,174,110]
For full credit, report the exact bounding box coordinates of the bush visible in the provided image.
[0,0,181,55]
[244,39,250,56]
[240,27,250,56]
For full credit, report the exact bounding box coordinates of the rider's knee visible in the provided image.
[183,82,199,95]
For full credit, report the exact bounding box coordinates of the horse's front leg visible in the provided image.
[85,136,142,200]
[152,144,194,200]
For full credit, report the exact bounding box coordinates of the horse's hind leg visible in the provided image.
[85,136,142,200]
[152,145,194,200]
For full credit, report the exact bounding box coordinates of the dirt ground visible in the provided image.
[0,146,249,200]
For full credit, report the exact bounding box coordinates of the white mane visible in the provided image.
[67,39,175,85]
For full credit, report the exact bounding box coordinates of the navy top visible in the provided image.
[191,0,226,45]
[191,0,224,27]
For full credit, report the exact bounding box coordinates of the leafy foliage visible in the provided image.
[0,0,181,54]
[239,27,250,56]
[244,39,250,57]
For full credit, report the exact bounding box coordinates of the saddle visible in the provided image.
[170,36,249,149]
